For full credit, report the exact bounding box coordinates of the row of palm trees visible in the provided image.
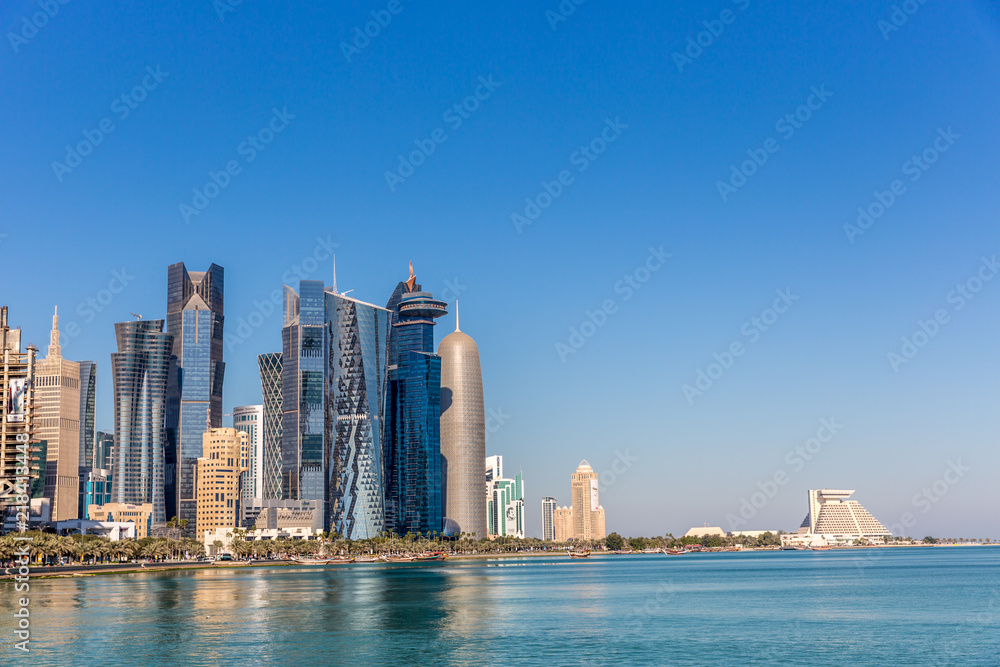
[0,532,207,567]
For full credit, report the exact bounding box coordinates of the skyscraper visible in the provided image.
[569,460,606,541]
[438,308,487,540]
[541,496,557,541]
[280,281,326,502]
[384,264,446,536]
[110,318,172,524]
[77,360,96,469]
[280,279,391,539]
[233,404,263,501]
[165,262,225,529]
[0,307,37,512]
[77,359,96,519]
[486,455,524,539]
[35,307,80,521]
[327,288,391,540]
[257,352,282,499]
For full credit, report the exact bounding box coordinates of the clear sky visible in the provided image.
[3,1,998,539]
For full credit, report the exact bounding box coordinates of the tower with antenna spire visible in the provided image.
[438,304,487,540]
[383,262,448,535]
[34,306,82,521]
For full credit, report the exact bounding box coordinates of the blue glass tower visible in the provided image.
[384,264,447,536]
[165,263,225,532]
[281,281,326,502]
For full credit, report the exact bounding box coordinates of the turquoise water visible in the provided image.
[3,548,998,665]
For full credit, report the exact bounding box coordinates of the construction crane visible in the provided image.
[129,312,143,320]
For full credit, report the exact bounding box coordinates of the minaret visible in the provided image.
[48,306,61,358]
[438,307,487,539]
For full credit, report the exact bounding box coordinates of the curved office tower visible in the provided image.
[438,313,487,540]
[110,319,172,524]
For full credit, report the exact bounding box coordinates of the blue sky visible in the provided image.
[3,1,998,539]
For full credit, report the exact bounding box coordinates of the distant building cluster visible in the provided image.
[1,261,534,548]
[543,460,606,542]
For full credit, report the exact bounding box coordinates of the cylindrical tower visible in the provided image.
[438,318,487,540]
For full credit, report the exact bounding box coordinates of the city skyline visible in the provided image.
[3,2,998,540]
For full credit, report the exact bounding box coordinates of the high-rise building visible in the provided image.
[438,309,487,540]
[195,427,248,539]
[327,288,391,540]
[570,460,605,541]
[280,279,391,539]
[554,506,573,542]
[94,430,114,471]
[76,359,96,519]
[0,307,38,513]
[384,264,446,536]
[280,280,325,503]
[165,262,225,530]
[486,455,524,539]
[233,405,263,501]
[35,307,81,521]
[77,360,96,469]
[541,496,557,541]
[110,318,172,524]
[257,353,282,499]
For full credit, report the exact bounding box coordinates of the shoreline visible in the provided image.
[4,543,992,580]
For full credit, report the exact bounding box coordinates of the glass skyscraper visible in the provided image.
[257,353,283,499]
[94,430,114,471]
[165,262,225,531]
[279,279,391,539]
[78,360,96,469]
[384,266,446,536]
[110,319,172,524]
[281,281,326,502]
[327,290,391,540]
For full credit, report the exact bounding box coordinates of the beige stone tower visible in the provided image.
[34,307,80,521]
[195,427,248,538]
[569,460,606,541]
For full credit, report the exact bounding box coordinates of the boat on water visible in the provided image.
[568,550,591,558]
[353,557,380,563]
[664,549,687,555]
[292,556,355,565]
[412,551,448,561]
[384,555,414,562]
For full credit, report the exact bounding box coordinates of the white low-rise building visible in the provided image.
[203,526,324,555]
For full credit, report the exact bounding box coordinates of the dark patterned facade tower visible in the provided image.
[110,319,172,523]
[384,264,446,536]
[257,352,283,499]
[279,279,390,538]
[327,289,391,539]
[165,262,225,532]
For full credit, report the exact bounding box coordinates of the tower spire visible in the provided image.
[332,255,338,294]
[455,300,460,332]
[48,305,61,358]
